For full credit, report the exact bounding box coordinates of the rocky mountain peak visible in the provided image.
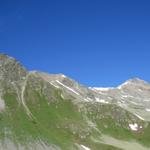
[117,78,150,90]
[0,54,28,82]
[0,54,150,150]
[127,78,148,84]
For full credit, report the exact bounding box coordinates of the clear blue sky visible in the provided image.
[0,0,150,87]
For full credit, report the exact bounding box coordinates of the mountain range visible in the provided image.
[0,54,150,150]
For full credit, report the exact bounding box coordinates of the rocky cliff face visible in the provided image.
[0,54,150,150]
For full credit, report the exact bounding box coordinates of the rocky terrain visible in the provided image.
[0,54,150,150]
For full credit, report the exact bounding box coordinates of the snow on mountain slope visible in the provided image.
[27,72,150,121]
[90,78,150,121]
[1,54,150,150]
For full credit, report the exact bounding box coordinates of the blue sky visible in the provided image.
[0,0,150,87]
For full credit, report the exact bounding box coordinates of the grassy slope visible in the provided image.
[0,88,121,149]
[0,75,150,150]
[84,102,150,147]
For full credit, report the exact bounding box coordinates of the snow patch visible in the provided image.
[61,74,66,78]
[56,80,80,95]
[129,123,138,131]
[138,89,142,92]
[83,97,93,102]
[121,95,134,98]
[95,97,109,103]
[91,87,114,92]
[117,81,130,89]
[143,99,150,102]
[38,73,59,88]
[84,98,90,102]
[80,145,91,150]
[145,108,150,112]
[50,82,59,88]
[134,113,145,121]
[121,95,129,98]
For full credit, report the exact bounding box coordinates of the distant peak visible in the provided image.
[117,78,149,89]
[128,77,146,83]
[124,78,148,85]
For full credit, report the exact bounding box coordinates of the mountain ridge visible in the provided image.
[1,54,149,89]
[0,54,150,150]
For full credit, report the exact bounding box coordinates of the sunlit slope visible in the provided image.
[0,54,150,150]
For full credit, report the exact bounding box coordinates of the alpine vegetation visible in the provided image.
[0,54,150,150]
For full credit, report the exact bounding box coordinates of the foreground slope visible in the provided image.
[0,54,150,150]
